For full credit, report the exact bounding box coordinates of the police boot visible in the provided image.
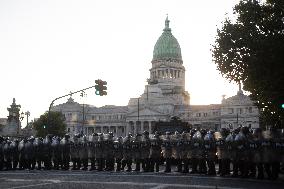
[72,160,76,170]
[155,161,159,172]
[199,159,207,174]
[176,159,182,172]
[183,159,189,173]
[149,159,154,172]
[116,159,122,172]
[135,159,140,172]
[257,163,264,180]
[126,160,132,172]
[97,159,103,171]
[165,158,171,173]
[264,163,272,179]
[232,160,239,177]
[190,158,198,174]
[89,158,96,171]
[271,161,280,180]
[248,162,256,178]
[208,160,216,176]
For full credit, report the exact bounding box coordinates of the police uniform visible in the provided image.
[42,135,53,170]
[11,139,19,170]
[104,133,115,171]
[181,132,191,173]
[132,134,142,172]
[88,133,97,171]
[204,131,216,175]
[70,135,81,170]
[3,139,12,170]
[161,132,172,173]
[61,135,71,170]
[122,133,133,172]
[79,136,89,170]
[190,131,203,174]
[95,133,105,171]
[149,133,162,172]
[114,137,123,171]
[172,131,182,173]
[141,131,151,172]
[0,137,4,170]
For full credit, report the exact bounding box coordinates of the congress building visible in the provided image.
[51,17,259,137]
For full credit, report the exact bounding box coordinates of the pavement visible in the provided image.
[0,170,283,189]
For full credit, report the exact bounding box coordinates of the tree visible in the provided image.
[33,111,66,137]
[212,0,284,128]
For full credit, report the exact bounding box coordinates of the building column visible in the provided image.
[149,121,152,134]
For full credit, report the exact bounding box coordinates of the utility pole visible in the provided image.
[137,97,140,122]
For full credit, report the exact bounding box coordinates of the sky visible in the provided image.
[0,0,241,126]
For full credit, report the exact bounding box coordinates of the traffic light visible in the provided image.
[282,103,284,109]
[95,79,107,96]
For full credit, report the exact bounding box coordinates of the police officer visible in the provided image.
[34,137,44,170]
[132,133,142,172]
[61,134,71,170]
[3,138,12,170]
[122,133,132,172]
[271,128,281,180]
[96,133,105,171]
[216,128,229,176]
[172,131,182,173]
[104,132,115,171]
[0,136,4,170]
[88,133,98,171]
[190,130,202,174]
[181,131,191,173]
[28,136,36,170]
[70,134,81,170]
[141,131,151,172]
[251,128,264,179]
[114,136,123,171]
[51,136,61,170]
[43,134,53,170]
[233,127,248,177]
[149,131,162,172]
[11,139,19,170]
[79,135,89,170]
[204,131,216,175]
[161,131,172,173]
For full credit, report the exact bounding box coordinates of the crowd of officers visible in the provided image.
[0,127,283,180]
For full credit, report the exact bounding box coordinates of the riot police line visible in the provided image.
[0,127,283,180]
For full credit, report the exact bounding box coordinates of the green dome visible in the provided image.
[153,17,182,61]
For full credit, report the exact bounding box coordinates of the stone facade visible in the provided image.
[51,17,259,137]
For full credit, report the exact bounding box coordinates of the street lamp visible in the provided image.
[24,111,30,127]
[18,112,24,135]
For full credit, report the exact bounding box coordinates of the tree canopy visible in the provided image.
[212,0,284,128]
[33,111,66,137]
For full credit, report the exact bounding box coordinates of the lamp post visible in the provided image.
[24,111,30,127]
[80,91,87,135]
[18,112,24,135]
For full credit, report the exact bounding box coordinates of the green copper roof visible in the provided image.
[153,16,182,61]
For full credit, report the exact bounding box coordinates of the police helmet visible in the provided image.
[143,130,149,136]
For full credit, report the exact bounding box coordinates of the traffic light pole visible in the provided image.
[47,84,97,131]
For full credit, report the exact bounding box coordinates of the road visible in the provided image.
[0,170,283,189]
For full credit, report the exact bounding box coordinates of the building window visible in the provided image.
[92,116,95,120]
[228,108,234,114]
[203,113,207,117]
[67,128,70,132]
[248,107,253,113]
[213,111,219,116]
[196,113,201,117]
